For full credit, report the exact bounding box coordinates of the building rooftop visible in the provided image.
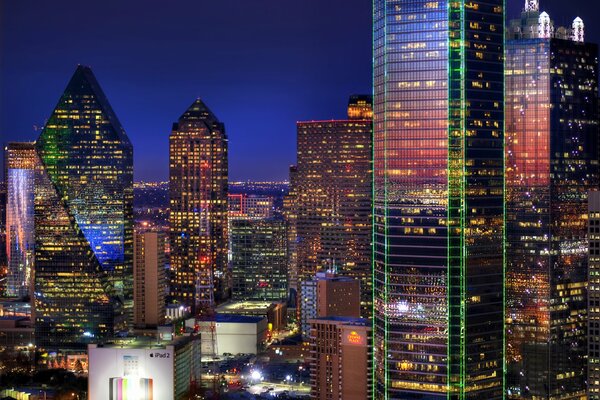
[217,301,284,314]
[310,316,369,326]
[215,314,265,324]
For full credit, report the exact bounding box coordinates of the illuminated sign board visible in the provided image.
[88,346,174,400]
[342,327,367,346]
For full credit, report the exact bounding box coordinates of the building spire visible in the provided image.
[525,0,538,12]
[538,12,553,39]
[572,17,584,42]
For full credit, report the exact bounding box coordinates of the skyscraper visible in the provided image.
[283,165,298,296]
[133,231,167,328]
[34,65,134,349]
[0,181,7,295]
[169,99,228,314]
[373,0,505,398]
[230,218,287,301]
[5,142,37,299]
[589,191,600,400]
[296,97,372,316]
[506,3,599,398]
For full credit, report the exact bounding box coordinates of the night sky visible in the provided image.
[1,0,599,181]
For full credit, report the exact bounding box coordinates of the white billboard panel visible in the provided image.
[88,346,174,400]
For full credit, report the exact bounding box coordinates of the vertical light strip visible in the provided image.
[502,0,507,397]
[448,0,466,397]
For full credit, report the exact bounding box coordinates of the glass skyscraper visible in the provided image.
[5,142,37,299]
[34,66,134,349]
[373,1,504,398]
[169,99,229,313]
[506,4,599,398]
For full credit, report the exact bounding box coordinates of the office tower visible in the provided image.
[230,218,287,301]
[283,165,298,295]
[169,99,228,313]
[309,317,372,400]
[5,142,37,299]
[296,97,372,316]
[134,231,167,328]
[300,272,360,338]
[373,0,505,398]
[506,4,599,398]
[34,65,134,349]
[0,181,7,294]
[590,191,600,399]
[228,194,273,220]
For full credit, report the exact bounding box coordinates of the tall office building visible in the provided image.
[230,218,287,301]
[0,181,7,294]
[34,65,134,349]
[134,231,167,328]
[283,165,298,295]
[296,97,372,316]
[589,191,600,399]
[506,4,599,398]
[169,99,228,314]
[5,142,37,299]
[373,1,504,398]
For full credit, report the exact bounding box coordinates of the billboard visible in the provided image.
[88,346,174,400]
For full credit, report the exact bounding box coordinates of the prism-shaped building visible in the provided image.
[34,66,134,349]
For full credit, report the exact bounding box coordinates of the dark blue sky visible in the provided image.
[1,0,598,181]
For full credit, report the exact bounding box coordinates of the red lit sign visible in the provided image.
[344,330,365,346]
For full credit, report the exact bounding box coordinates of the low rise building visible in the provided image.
[88,335,201,400]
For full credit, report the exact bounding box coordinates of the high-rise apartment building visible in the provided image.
[230,218,287,301]
[134,231,167,328]
[506,3,599,398]
[296,97,372,316]
[169,99,228,314]
[34,66,134,349]
[309,316,372,400]
[5,142,36,299]
[589,191,600,399]
[373,0,505,398]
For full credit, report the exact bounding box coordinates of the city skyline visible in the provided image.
[2,0,599,182]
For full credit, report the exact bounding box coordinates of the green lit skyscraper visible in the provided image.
[373,1,504,398]
[34,66,134,349]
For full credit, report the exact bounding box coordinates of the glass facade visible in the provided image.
[230,218,288,301]
[34,66,134,349]
[169,99,229,313]
[296,107,373,317]
[373,0,504,398]
[5,142,37,299]
[590,191,600,400]
[506,33,599,399]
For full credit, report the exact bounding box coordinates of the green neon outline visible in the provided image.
[502,0,507,397]
[371,1,377,398]
[448,0,466,398]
